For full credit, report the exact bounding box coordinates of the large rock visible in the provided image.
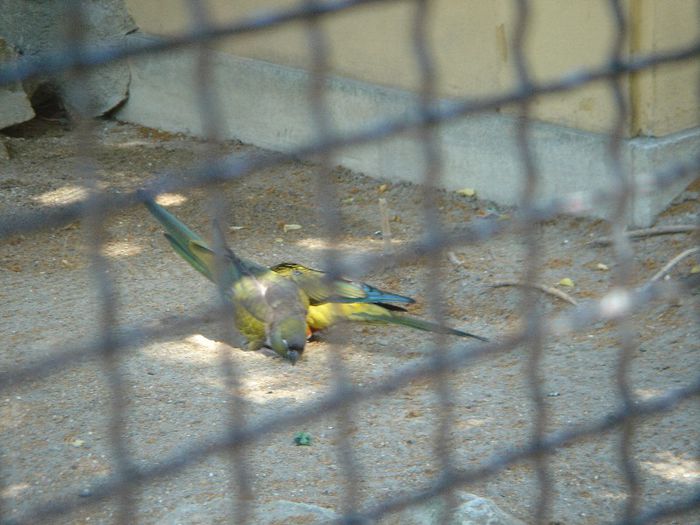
[0,37,34,129]
[384,492,526,525]
[0,1,136,117]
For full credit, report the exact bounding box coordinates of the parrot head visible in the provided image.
[268,317,307,365]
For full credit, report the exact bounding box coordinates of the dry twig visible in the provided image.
[378,197,392,255]
[491,281,578,305]
[588,224,698,246]
[648,247,700,283]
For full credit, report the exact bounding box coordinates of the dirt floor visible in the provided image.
[0,118,698,525]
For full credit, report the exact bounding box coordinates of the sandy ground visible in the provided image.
[0,118,698,525]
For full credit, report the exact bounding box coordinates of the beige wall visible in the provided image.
[630,0,700,136]
[126,0,699,137]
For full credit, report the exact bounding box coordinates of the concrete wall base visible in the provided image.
[117,33,699,227]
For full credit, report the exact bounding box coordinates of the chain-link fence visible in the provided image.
[1,1,699,524]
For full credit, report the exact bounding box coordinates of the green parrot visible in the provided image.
[270,262,489,342]
[144,198,309,364]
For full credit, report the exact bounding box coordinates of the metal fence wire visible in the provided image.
[1,1,699,524]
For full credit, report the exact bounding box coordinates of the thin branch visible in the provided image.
[648,247,700,283]
[490,281,578,305]
[589,225,699,246]
[378,197,393,255]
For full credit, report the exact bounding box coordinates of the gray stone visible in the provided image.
[384,492,525,525]
[0,37,34,129]
[0,1,136,117]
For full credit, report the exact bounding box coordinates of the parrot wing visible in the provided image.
[270,262,415,307]
[308,302,488,342]
[189,239,309,361]
[144,197,308,362]
[186,240,298,320]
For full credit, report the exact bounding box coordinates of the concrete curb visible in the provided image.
[117,33,699,226]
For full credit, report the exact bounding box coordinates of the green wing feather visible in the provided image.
[271,262,415,307]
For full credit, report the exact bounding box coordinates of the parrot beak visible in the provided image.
[287,350,299,365]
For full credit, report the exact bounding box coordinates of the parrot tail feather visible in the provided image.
[144,197,214,281]
[351,311,489,342]
[163,233,213,280]
[144,198,205,247]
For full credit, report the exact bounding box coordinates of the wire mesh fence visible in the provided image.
[1,1,699,524]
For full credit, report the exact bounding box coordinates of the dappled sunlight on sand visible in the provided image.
[142,335,327,404]
[185,334,222,352]
[641,451,700,484]
[294,237,339,251]
[101,240,143,259]
[294,236,407,252]
[138,332,413,406]
[155,193,188,207]
[291,237,410,277]
[634,388,664,400]
[1,483,31,499]
[32,185,89,206]
[111,139,158,149]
